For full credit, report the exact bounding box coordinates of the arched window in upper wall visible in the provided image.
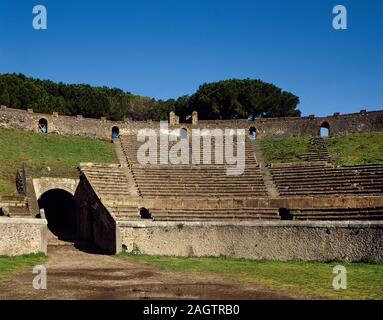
[320,122,330,137]
[180,128,188,139]
[249,127,257,140]
[38,118,48,134]
[111,126,120,140]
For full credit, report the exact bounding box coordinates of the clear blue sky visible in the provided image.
[0,0,382,116]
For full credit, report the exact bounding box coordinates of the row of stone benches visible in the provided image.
[120,135,258,166]
[131,164,268,198]
[107,205,383,222]
[271,163,383,196]
[80,164,133,197]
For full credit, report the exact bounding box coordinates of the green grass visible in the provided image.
[261,136,311,164]
[261,132,383,166]
[327,132,383,166]
[0,253,47,282]
[0,128,118,196]
[120,254,383,300]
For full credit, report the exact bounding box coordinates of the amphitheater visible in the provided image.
[0,106,382,262]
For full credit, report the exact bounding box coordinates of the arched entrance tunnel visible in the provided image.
[38,189,77,241]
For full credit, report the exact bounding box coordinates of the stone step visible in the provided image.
[153,208,277,213]
[140,192,268,195]
[276,181,383,188]
[279,190,382,195]
[134,179,265,184]
[295,215,383,220]
[291,208,383,216]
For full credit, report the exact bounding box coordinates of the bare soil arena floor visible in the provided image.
[0,245,295,300]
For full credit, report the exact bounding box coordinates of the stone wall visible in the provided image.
[117,220,383,262]
[74,175,117,254]
[96,195,383,213]
[0,217,47,256]
[33,177,79,200]
[0,106,382,140]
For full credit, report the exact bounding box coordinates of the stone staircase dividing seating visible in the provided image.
[297,137,330,162]
[271,163,383,196]
[290,207,383,221]
[80,163,132,198]
[113,139,141,197]
[119,134,267,198]
[149,207,280,221]
[0,195,30,218]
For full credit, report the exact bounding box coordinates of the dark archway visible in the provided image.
[112,126,120,140]
[38,118,48,133]
[249,127,257,140]
[320,121,330,137]
[139,207,152,219]
[279,208,293,220]
[38,189,76,241]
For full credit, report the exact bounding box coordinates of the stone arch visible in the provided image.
[38,118,48,133]
[33,178,79,201]
[320,121,330,137]
[111,126,120,140]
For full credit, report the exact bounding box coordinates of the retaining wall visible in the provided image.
[0,217,47,256]
[117,220,383,262]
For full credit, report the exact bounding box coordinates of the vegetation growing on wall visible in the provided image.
[0,128,118,196]
[0,73,300,121]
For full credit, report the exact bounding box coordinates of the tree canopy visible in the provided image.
[178,79,300,120]
[0,74,300,121]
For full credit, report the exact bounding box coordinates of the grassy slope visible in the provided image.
[120,254,383,300]
[261,136,311,164]
[0,128,118,196]
[261,132,383,165]
[0,253,47,283]
[327,132,383,166]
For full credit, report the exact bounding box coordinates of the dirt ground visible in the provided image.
[0,245,296,300]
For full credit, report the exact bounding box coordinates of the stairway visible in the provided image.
[252,140,279,197]
[0,195,30,218]
[114,138,141,197]
[298,137,330,162]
